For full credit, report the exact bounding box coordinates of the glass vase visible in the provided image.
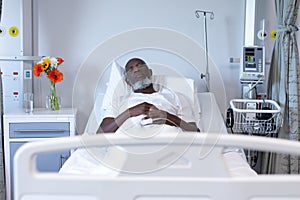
[46,82,61,111]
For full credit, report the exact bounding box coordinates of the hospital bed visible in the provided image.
[13,60,300,199]
[58,59,238,173]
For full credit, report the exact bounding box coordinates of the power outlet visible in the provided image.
[24,70,32,79]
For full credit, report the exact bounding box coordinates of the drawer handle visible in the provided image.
[14,129,66,133]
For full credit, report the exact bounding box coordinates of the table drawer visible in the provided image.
[9,122,70,138]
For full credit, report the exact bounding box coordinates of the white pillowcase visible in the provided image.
[101,61,128,111]
[84,60,200,134]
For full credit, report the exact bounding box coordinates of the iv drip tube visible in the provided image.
[195,10,214,91]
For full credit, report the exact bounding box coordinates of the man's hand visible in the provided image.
[129,102,156,117]
[147,106,168,124]
[129,102,168,125]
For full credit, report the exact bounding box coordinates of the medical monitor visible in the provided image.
[240,46,265,83]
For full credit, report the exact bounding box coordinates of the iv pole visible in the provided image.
[195,10,214,91]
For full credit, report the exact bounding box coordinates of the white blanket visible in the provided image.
[60,125,183,175]
[60,124,257,177]
[59,143,257,177]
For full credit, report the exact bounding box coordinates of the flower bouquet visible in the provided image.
[33,56,64,110]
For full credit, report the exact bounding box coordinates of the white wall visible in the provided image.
[33,0,246,114]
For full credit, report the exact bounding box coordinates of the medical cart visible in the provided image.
[227,99,282,167]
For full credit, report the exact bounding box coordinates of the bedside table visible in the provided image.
[3,108,76,200]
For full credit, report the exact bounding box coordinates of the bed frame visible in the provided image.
[14,133,300,200]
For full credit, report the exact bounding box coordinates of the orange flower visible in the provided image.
[33,63,43,77]
[47,69,64,84]
[57,57,64,64]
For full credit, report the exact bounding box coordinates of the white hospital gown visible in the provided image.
[102,85,196,136]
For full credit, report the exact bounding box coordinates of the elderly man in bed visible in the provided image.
[97,58,200,133]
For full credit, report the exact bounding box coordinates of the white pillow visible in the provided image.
[84,60,200,134]
[85,61,126,134]
[101,61,128,110]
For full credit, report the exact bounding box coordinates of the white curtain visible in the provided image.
[0,70,5,198]
[262,0,300,174]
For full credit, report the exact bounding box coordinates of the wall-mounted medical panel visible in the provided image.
[0,61,23,113]
[0,0,22,55]
[0,0,33,113]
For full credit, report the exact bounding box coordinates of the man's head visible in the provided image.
[124,58,152,91]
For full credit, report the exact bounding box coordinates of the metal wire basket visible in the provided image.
[228,99,282,136]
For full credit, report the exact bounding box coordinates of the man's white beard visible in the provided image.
[131,77,152,91]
